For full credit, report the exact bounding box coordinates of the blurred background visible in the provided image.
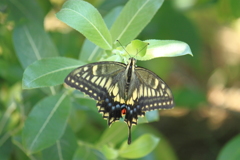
[1,0,240,159]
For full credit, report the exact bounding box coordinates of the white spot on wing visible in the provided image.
[161,83,165,89]
[92,65,98,75]
[86,76,90,81]
[153,78,159,89]
[99,77,106,87]
[82,72,88,78]
[144,86,147,96]
[148,88,151,97]
[105,77,112,88]
[139,85,143,97]
[112,84,119,96]
[151,89,155,96]
[95,77,102,85]
[132,89,138,100]
[83,67,88,71]
[91,76,97,83]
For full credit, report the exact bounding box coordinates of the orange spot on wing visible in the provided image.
[121,108,126,116]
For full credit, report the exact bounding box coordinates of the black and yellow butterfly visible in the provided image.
[65,57,174,144]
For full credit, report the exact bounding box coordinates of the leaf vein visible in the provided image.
[62,8,111,49]
[114,0,150,43]
[23,26,41,60]
[25,65,81,87]
[29,93,67,151]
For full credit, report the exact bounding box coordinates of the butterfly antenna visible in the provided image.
[134,42,149,57]
[116,40,131,58]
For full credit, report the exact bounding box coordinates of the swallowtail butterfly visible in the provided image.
[65,57,174,144]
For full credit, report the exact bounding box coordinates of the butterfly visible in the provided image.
[65,57,174,144]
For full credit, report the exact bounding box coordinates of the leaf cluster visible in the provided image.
[0,0,193,159]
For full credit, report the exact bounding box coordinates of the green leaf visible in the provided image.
[6,0,44,24]
[217,134,240,160]
[0,138,12,160]
[111,0,164,46]
[68,106,87,132]
[42,126,78,160]
[12,134,41,160]
[230,0,240,17]
[22,93,71,154]
[173,88,206,108]
[22,57,84,89]
[145,110,159,122]
[0,60,23,83]
[100,145,118,160]
[13,23,58,69]
[125,39,148,57]
[79,39,104,63]
[97,122,128,146]
[79,6,123,62]
[139,39,193,60]
[110,39,148,63]
[138,110,159,124]
[36,0,52,16]
[104,6,123,29]
[136,125,178,160]
[73,145,106,160]
[119,134,160,159]
[56,0,112,50]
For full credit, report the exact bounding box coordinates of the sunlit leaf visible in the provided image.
[138,39,193,60]
[100,145,118,160]
[79,6,122,62]
[125,39,148,57]
[56,0,112,50]
[111,0,164,46]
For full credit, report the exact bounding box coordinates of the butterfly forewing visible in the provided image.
[65,61,126,101]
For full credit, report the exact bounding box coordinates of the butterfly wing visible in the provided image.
[65,61,125,99]
[65,60,174,145]
[134,66,174,111]
[65,61,128,125]
[114,65,174,145]
[123,66,174,129]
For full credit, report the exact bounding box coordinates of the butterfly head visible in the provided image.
[127,57,137,66]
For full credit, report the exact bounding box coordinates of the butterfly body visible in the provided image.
[65,58,174,144]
